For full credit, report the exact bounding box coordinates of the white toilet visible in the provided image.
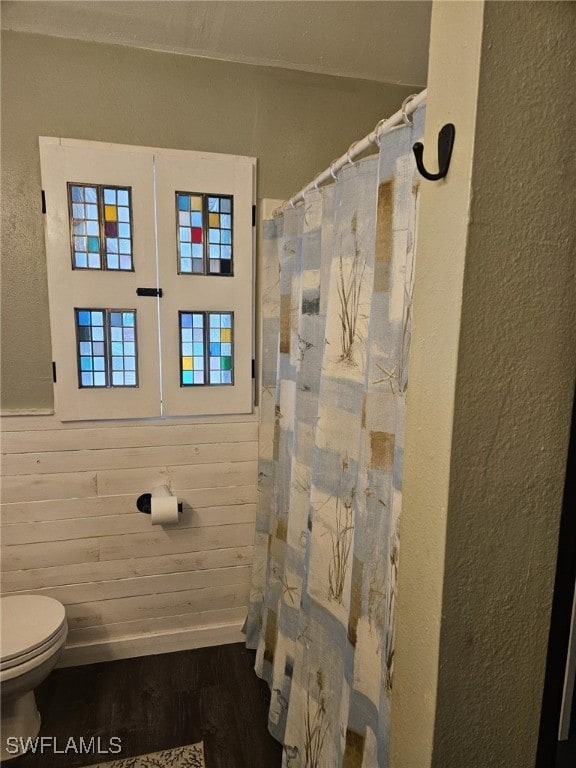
[0,595,68,762]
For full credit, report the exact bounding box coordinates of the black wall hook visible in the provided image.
[413,123,455,181]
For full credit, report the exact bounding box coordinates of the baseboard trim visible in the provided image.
[58,621,245,667]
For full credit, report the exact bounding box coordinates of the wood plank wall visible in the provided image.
[0,415,259,665]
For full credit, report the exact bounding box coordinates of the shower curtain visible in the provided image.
[245,108,425,768]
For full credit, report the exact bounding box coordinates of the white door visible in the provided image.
[154,149,256,416]
[40,138,161,421]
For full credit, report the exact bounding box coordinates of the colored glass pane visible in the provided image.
[68,184,132,271]
[180,312,205,386]
[175,192,233,276]
[207,312,233,385]
[75,308,138,388]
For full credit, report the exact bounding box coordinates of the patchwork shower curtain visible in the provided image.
[245,108,425,768]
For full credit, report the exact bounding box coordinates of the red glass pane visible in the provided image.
[191,227,203,244]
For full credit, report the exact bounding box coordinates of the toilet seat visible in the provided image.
[1,622,68,673]
[0,622,68,682]
[0,595,67,670]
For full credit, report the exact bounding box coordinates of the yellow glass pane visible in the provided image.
[105,205,117,222]
[220,328,232,343]
[209,213,220,228]
[191,196,203,211]
[182,357,193,370]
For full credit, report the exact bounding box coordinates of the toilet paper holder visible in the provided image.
[136,493,183,515]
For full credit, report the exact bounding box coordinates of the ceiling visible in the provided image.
[0,1,431,86]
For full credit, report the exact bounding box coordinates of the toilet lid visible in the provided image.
[1,595,67,663]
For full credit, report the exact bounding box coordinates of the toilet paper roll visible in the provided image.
[150,485,180,525]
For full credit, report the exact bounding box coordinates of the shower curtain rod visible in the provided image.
[275,88,427,215]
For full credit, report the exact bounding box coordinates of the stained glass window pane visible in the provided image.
[75,308,107,387]
[103,187,133,270]
[68,183,133,271]
[180,312,205,385]
[208,312,234,385]
[75,308,138,388]
[175,192,233,276]
[69,185,100,269]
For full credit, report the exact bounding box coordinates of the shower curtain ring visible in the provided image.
[401,94,417,125]
[313,177,321,192]
[346,141,359,167]
[374,118,387,148]
[329,161,339,182]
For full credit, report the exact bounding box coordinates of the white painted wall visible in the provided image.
[391,2,576,767]
[0,414,258,665]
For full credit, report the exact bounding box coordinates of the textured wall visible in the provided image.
[0,30,415,410]
[392,3,576,767]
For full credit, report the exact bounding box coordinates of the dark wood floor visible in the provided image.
[14,643,282,768]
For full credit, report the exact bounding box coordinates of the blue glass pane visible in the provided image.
[207,312,233,386]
